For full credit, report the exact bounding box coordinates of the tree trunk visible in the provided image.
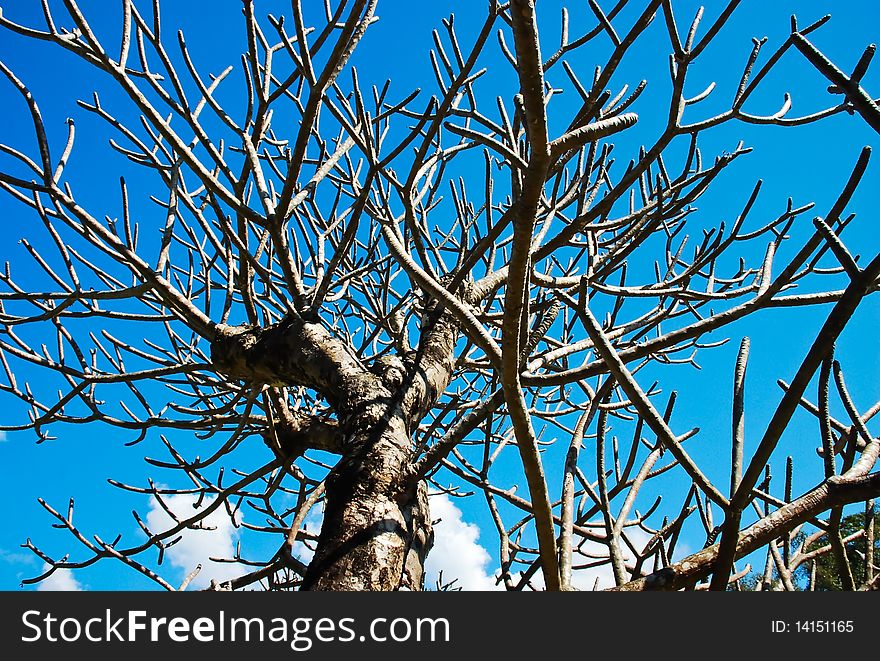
[211,310,457,591]
[301,413,434,591]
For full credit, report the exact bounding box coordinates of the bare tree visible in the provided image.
[1,0,878,591]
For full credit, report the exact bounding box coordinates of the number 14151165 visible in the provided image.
[795,621,854,633]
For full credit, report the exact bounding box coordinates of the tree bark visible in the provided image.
[301,412,433,591]
[211,308,457,590]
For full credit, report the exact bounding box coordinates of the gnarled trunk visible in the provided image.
[211,308,457,591]
[301,413,434,591]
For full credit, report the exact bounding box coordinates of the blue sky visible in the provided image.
[0,0,878,590]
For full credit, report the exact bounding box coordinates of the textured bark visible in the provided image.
[212,318,380,408]
[299,418,435,591]
[211,310,457,590]
[301,312,456,590]
[267,413,343,457]
[399,480,434,590]
[301,413,429,590]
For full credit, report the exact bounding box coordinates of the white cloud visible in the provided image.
[0,548,36,566]
[425,493,498,591]
[37,564,83,591]
[146,493,242,590]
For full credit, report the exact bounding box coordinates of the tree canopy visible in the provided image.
[1,0,878,591]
